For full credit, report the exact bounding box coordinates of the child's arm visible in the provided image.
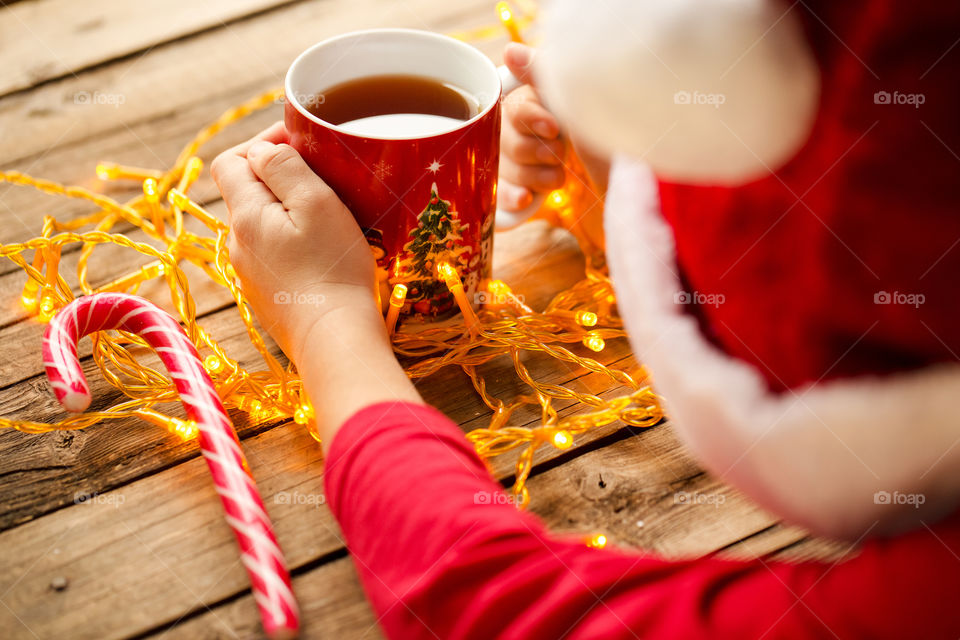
[327,399,960,640]
[210,123,421,448]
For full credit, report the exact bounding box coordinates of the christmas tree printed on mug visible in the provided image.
[395,183,476,317]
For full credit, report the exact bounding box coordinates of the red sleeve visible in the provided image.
[323,401,960,639]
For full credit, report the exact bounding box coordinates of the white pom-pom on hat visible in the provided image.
[537,0,820,184]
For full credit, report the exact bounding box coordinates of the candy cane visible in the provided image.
[42,292,299,640]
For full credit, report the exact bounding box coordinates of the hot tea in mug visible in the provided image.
[305,74,481,138]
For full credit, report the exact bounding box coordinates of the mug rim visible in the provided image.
[285,28,502,141]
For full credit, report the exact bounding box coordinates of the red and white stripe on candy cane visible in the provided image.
[42,292,299,640]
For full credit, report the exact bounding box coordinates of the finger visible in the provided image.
[497,180,533,212]
[504,43,537,87]
[210,122,290,218]
[504,91,560,140]
[499,160,565,192]
[246,141,343,223]
[502,124,564,166]
[210,146,279,235]
[234,121,289,156]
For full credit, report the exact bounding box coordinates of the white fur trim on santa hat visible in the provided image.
[604,156,960,541]
[538,0,820,185]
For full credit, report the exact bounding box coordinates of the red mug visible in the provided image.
[284,28,530,318]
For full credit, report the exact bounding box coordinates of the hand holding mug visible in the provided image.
[497,43,566,214]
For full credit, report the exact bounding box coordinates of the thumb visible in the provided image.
[503,43,538,87]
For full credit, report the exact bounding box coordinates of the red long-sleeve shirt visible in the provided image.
[324,401,960,639]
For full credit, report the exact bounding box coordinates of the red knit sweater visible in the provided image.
[325,402,960,639]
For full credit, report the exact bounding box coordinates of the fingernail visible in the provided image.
[248,140,273,159]
[533,121,554,138]
[507,43,534,69]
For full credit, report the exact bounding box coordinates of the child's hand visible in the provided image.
[498,43,566,211]
[211,122,378,364]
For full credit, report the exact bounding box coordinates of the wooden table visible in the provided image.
[0,1,845,637]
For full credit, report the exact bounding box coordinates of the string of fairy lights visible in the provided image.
[0,1,663,511]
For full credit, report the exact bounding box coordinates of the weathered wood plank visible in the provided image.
[523,425,787,557]
[0,418,334,640]
[0,0,502,165]
[771,535,853,563]
[153,556,383,640]
[715,523,810,561]
[0,0,301,98]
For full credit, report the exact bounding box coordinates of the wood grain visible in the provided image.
[152,556,384,640]
[0,0,502,165]
[0,0,301,98]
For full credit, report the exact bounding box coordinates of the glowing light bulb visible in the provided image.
[552,309,598,326]
[142,177,165,236]
[496,1,523,42]
[437,262,456,282]
[575,310,598,327]
[204,355,225,374]
[172,419,199,440]
[38,292,56,321]
[551,429,573,450]
[390,283,408,305]
[167,188,189,210]
[385,283,408,337]
[294,403,314,425]
[549,189,569,208]
[21,291,37,312]
[142,178,160,204]
[486,279,533,315]
[95,162,161,182]
[94,260,165,293]
[183,157,203,183]
[167,188,227,231]
[438,262,481,334]
[235,397,263,414]
[585,532,608,549]
[582,332,605,352]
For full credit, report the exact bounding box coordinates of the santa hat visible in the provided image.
[536,0,960,539]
